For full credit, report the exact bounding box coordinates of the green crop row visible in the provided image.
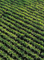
[0,27,43,59]
[0,22,44,53]
[0,28,41,56]
[2,13,44,37]
[0,35,42,60]
[0,3,44,25]
[1,18,44,47]
[0,36,34,60]
[2,14,44,42]
[2,13,44,36]
[1,19,44,47]
[0,2,44,24]
[1,6,44,32]
[0,42,22,60]
[4,8,44,30]
[0,49,14,60]
[1,0,44,14]
[0,1,44,60]
[1,21,44,50]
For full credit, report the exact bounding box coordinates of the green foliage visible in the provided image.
[0,0,44,60]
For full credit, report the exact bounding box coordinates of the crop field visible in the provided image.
[0,0,44,60]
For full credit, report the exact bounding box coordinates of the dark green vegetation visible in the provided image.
[0,0,44,60]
